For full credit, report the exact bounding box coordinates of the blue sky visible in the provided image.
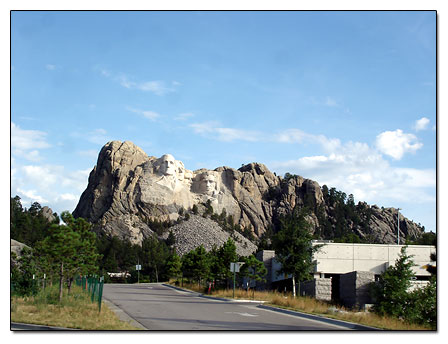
[10,11,436,232]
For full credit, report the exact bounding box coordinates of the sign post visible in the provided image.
[136,262,142,284]
[230,262,244,299]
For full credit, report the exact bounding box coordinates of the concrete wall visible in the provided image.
[255,250,276,290]
[300,278,332,301]
[313,243,435,277]
[271,257,292,283]
[339,271,375,309]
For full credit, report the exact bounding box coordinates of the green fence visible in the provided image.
[76,275,104,312]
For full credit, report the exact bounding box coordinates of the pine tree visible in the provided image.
[142,235,169,282]
[272,207,322,297]
[372,246,416,318]
[182,245,210,285]
[217,238,238,286]
[37,224,82,301]
[239,254,267,296]
[165,253,182,281]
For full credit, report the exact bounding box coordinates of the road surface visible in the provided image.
[103,283,372,331]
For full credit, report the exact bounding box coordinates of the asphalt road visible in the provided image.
[103,283,371,331]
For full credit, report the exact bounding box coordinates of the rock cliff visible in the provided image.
[73,140,425,247]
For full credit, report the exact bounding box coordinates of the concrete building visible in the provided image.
[311,242,435,278]
[257,242,436,309]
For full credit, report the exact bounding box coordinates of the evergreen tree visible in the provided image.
[11,247,40,296]
[165,253,182,281]
[408,276,437,329]
[142,235,169,282]
[216,238,238,286]
[182,245,211,285]
[239,254,267,294]
[36,213,99,300]
[272,207,322,297]
[10,196,57,246]
[59,212,100,292]
[36,224,83,301]
[165,230,176,248]
[372,246,416,318]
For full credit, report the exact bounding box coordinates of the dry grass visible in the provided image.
[11,285,141,330]
[173,282,431,331]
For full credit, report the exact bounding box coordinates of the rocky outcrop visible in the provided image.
[11,239,30,257]
[41,206,56,223]
[160,215,257,257]
[73,140,425,246]
[368,205,422,244]
[11,239,30,267]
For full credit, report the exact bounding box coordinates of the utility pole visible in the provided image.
[397,208,401,245]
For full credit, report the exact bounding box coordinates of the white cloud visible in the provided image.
[189,122,261,142]
[414,117,430,131]
[12,164,91,213]
[272,129,342,154]
[11,122,51,162]
[11,122,51,151]
[71,128,110,145]
[100,69,178,96]
[127,107,161,121]
[375,129,423,160]
[270,140,435,206]
[23,150,42,162]
[78,149,100,159]
[45,64,57,70]
[175,112,195,121]
[16,188,48,204]
[20,165,89,193]
[56,193,78,202]
[274,129,307,143]
[324,96,339,107]
[137,81,174,95]
[100,69,111,77]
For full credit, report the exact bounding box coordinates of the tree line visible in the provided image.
[10,196,269,296]
[11,206,99,302]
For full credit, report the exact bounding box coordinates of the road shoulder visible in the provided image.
[102,298,147,330]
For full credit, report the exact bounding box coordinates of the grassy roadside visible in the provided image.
[11,284,141,330]
[173,282,431,330]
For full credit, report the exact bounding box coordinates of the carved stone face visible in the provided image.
[198,172,218,196]
[158,154,176,176]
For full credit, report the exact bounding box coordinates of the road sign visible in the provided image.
[136,265,142,271]
[230,262,240,273]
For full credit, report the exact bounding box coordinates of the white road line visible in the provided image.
[225,311,259,317]
[172,289,192,295]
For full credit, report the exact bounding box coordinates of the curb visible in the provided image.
[162,284,266,303]
[257,305,380,331]
[162,283,202,296]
